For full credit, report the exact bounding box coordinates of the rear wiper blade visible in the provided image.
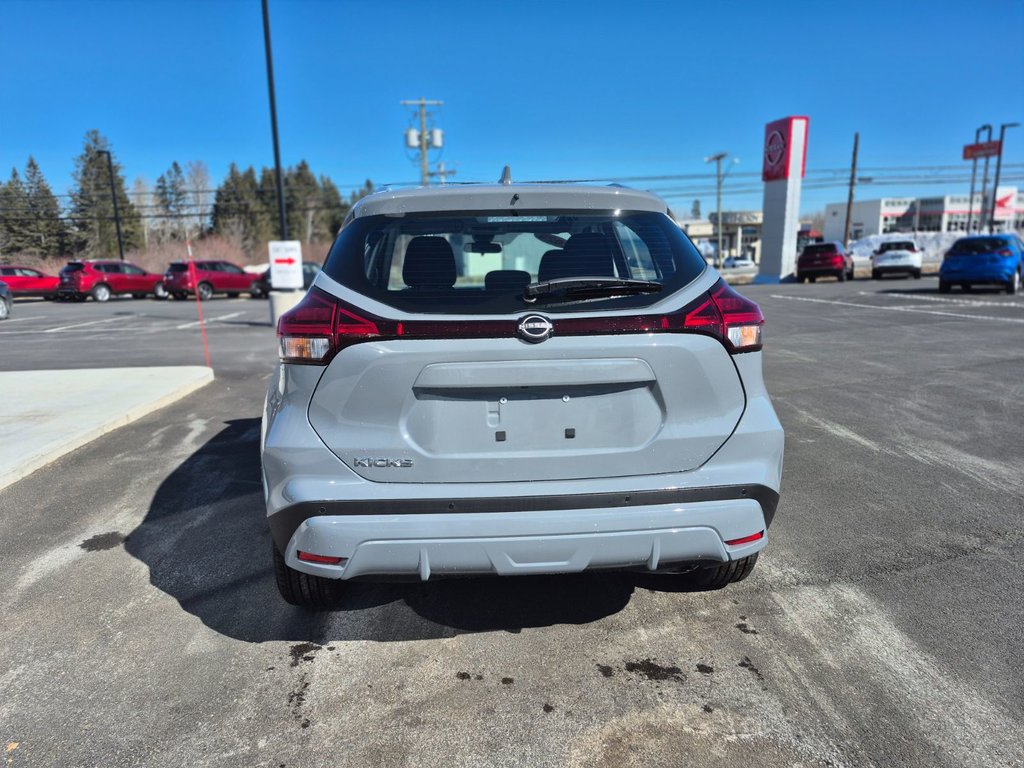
[523,277,662,302]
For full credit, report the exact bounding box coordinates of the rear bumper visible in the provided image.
[279,496,770,580]
[940,268,1013,284]
[797,266,843,276]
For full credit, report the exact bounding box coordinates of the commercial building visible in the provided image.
[823,189,1024,241]
[679,212,764,261]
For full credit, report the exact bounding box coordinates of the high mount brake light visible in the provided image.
[277,280,765,364]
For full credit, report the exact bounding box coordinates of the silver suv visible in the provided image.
[261,178,784,606]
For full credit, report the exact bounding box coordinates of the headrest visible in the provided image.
[403,236,456,288]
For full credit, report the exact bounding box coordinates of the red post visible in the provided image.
[187,240,212,368]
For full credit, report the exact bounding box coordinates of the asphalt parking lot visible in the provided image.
[2,277,1023,767]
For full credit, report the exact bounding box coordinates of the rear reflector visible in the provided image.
[724,531,764,546]
[277,279,765,364]
[297,551,344,565]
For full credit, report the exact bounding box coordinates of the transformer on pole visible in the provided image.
[401,98,444,186]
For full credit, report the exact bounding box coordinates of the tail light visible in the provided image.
[995,249,1012,257]
[831,255,844,266]
[278,280,765,365]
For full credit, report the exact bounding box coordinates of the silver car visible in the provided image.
[261,178,784,606]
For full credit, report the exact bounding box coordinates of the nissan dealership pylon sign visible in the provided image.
[757,116,809,282]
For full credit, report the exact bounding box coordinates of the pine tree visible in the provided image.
[0,168,31,256]
[285,161,321,244]
[318,175,348,240]
[212,164,271,256]
[21,157,68,256]
[155,161,188,242]
[68,130,143,257]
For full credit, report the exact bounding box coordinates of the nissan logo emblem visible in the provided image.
[517,314,553,343]
[765,129,786,167]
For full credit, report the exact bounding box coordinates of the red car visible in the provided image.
[57,260,166,302]
[0,265,59,298]
[163,260,265,301]
[796,241,855,283]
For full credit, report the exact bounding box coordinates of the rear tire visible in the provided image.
[872,269,881,280]
[91,283,111,302]
[272,543,345,608]
[912,269,922,280]
[0,300,9,320]
[153,282,168,300]
[837,269,846,282]
[939,280,950,293]
[808,276,816,283]
[1007,270,1020,295]
[686,554,759,590]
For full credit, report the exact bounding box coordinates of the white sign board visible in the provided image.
[268,241,303,290]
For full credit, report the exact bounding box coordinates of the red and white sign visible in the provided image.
[269,241,303,290]
[993,187,1018,220]
[762,116,809,182]
[963,140,1001,160]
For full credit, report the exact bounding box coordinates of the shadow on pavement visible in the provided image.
[127,418,650,644]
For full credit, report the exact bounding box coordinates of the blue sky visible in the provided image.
[2,0,1022,215]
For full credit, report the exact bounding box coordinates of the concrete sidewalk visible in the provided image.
[0,366,214,490]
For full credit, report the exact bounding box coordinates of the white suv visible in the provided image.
[871,240,922,280]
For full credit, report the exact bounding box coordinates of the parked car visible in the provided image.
[253,261,321,296]
[871,240,923,280]
[796,241,854,282]
[0,281,11,320]
[939,234,1024,294]
[722,256,756,270]
[163,259,265,300]
[263,179,784,607]
[0,265,59,298]
[57,260,165,302]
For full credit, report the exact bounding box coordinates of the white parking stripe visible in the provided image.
[1,315,49,323]
[861,291,1024,309]
[770,294,1024,324]
[175,311,244,330]
[42,316,133,333]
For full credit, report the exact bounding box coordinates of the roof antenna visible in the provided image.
[498,165,512,185]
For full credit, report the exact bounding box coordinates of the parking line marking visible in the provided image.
[770,294,1024,324]
[861,291,1024,309]
[175,311,244,330]
[1,315,49,323]
[42,316,133,333]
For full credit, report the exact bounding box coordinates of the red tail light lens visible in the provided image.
[996,249,1012,257]
[278,288,343,364]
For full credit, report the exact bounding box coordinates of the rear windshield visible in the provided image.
[802,243,838,256]
[167,263,189,272]
[949,237,1006,255]
[60,263,84,274]
[322,210,707,314]
[879,241,915,252]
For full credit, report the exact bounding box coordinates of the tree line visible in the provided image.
[0,129,373,260]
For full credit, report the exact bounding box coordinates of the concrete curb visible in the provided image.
[0,366,215,491]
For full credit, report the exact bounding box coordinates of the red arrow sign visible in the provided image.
[273,257,296,265]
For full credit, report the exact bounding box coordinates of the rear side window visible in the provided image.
[322,210,706,314]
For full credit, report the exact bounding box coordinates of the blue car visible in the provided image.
[939,234,1024,294]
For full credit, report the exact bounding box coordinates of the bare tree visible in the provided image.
[185,161,212,239]
[131,177,153,249]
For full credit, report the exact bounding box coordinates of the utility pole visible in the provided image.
[401,98,444,186]
[705,152,727,267]
[97,149,124,261]
[262,0,288,240]
[977,125,993,233]
[842,132,859,250]
[988,122,1020,232]
[965,125,988,233]
[429,162,456,184]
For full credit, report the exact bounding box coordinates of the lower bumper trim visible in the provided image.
[269,483,779,552]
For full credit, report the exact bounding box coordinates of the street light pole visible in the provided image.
[97,149,124,261]
[965,125,987,233]
[262,0,288,240]
[977,125,993,233]
[988,122,1019,232]
[705,152,727,267]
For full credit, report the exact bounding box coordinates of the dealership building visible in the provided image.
[822,188,1024,241]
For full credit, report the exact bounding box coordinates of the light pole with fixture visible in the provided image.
[988,122,1019,232]
[705,153,739,267]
